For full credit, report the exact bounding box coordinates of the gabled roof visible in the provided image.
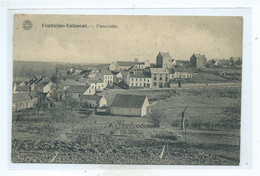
[85,78,103,84]
[111,94,148,109]
[65,85,90,93]
[29,91,38,98]
[158,52,173,59]
[15,86,29,92]
[80,95,103,101]
[129,71,151,78]
[150,68,169,74]
[37,81,50,88]
[13,93,32,102]
[192,53,207,60]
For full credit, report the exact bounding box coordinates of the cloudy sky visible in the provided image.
[14,15,243,63]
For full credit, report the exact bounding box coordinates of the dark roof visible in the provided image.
[129,71,151,78]
[34,77,45,84]
[60,79,80,86]
[111,94,147,109]
[193,53,207,60]
[29,91,38,98]
[150,68,169,74]
[80,95,102,101]
[65,85,90,93]
[159,52,172,59]
[16,86,29,92]
[13,93,32,102]
[37,81,49,88]
[117,61,144,67]
[86,78,103,84]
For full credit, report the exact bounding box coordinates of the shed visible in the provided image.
[110,94,150,117]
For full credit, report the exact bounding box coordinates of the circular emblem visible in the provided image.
[22,20,33,30]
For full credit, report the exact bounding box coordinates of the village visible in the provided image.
[12,51,242,164]
[12,52,242,116]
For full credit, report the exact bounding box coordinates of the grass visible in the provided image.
[11,85,241,165]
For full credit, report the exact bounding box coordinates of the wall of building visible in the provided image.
[110,107,141,117]
[151,73,169,88]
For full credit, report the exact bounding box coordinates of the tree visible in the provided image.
[148,111,166,128]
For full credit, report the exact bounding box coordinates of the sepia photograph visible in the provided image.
[12,14,243,165]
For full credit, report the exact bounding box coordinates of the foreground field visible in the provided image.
[12,85,241,165]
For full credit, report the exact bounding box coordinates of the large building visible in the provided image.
[109,61,149,71]
[110,94,150,117]
[190,53,207,68]
[150,68,170,88]
[127,70,151,89]
[156,52,176,68]
[169,68,193,80]
[12,92,38,111]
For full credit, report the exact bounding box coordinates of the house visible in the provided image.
[127,70,151,89]
[109,61,147,71]
[85,78,105,91]
[13,85,30,93]
[156,52,176,68]
[96,70,114,86]
[65,85,95,100]
[110,94,150,117]
[169,68,192,80]
[150,68,170,88]
[190,53,207,68]
[36,81,52,93]
[80,95,107,108]
[12,92,38,111]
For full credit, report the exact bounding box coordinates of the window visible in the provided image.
[132,83,134,86]
[140,83,142,86]
[166,77,168,81]
[160,77,162,81]
[140,78,142,81]
[136,78,138,81]
[153,82,157,86]
[154,77,157,81]
[147,79,149,82]
[136,83,138,86]
[132,78,134,81]
[159,82,163,88]
[144,78,146,81]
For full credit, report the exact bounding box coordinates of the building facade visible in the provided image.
[150,68,170,88]
[190,53,207,68]
[110,94,150,117]
[156,52,176,68]
[127,70,151,89]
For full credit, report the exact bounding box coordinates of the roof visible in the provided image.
[60,79,79,86]
[15,86,29,92]
[80,95,103,101]
[169,68,192,74]
[193,53,207,60]
[34,77,45,84]
[29,91,38,98]
[129,71,151,78]
[37,81,50,88]
[150,68,169,74]
[111,94,147,109]
[159,52,172,59]
[100,70,113,75]
[86,78,103,84]
[117,61,144,67]
[65,85,90,93]
[13,93,32,102]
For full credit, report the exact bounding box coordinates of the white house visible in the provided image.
[127,70,151,89]
[80,95,107,108]
[96,70,114,86]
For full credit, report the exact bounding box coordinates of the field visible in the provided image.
[12,85,241,165]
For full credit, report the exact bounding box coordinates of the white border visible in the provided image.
[0,1,258,176]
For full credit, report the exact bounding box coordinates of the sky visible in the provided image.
[14,15,243,63]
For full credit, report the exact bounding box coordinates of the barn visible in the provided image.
[110,94,150,117]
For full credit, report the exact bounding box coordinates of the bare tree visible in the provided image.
[148,111,166,128]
